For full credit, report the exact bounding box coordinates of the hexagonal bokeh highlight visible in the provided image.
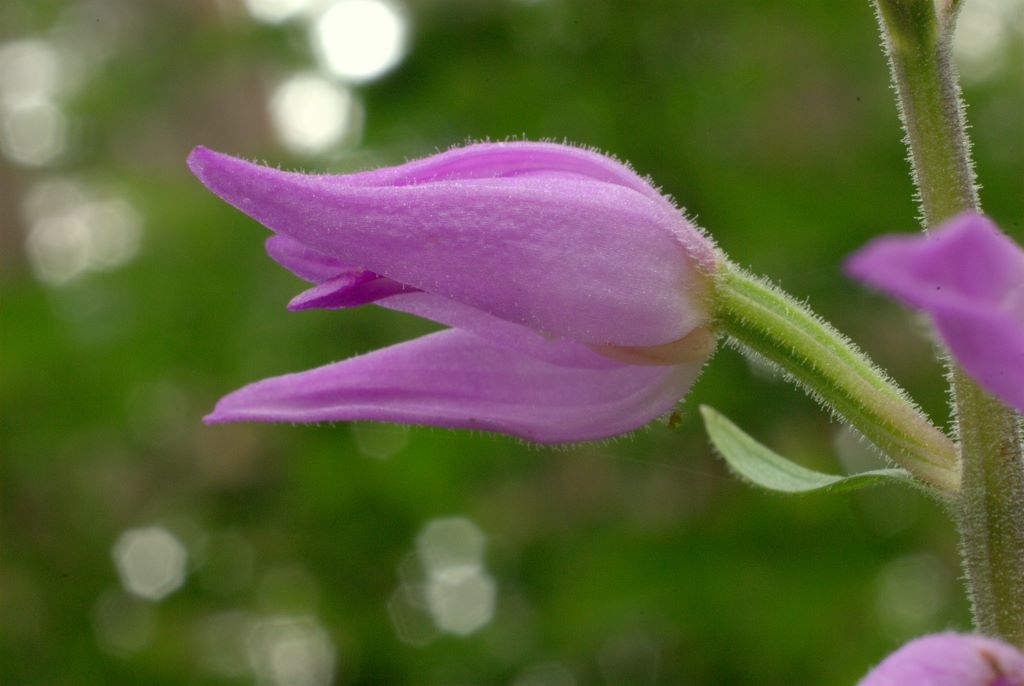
[112,526,188,601]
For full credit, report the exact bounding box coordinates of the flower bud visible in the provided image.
[189,142,718,442]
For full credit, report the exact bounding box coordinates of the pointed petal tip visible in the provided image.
[203,393,256,425]
[188,145,241,189]
[285,272,415,311]
[204,403,255,425]
[286,280,343,311]
[202,409,228,425]
[186,145,266,191]
[286,293,317,311]
[186,145,214,177]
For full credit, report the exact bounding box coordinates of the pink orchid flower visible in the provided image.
[858,632,1024,686]
[846,211,1024,413]
[188,142,717,442]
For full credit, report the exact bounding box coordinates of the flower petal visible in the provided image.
[378,291,620,369]
[846,212,1024,412]
[332,141,679,209]
[858,632,1024,685]
[204,328,701,443]
[265,236,417,309]
[265,235,348,283]
[188,145,714,347]
[287,270,416,311]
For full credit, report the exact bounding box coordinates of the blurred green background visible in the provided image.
[2,0,1022,683]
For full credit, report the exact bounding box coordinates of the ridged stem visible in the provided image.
[714,262,957,494]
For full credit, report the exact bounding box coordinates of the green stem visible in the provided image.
[873,0,977,222]
[714,262,957,494]
[873,0,1024,645]
[955,375,1024,643]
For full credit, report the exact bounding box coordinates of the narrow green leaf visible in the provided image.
[699,405,918,494]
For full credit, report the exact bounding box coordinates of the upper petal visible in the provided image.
[204,328,701,443]
[333,141,680,209]
[846,212,1024,412]
[188,145,715,347]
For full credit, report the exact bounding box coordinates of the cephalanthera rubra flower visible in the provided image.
[847,212,1024,413]
[858,632,1024,686]
[188,142,717,442]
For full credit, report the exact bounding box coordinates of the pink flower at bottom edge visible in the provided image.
[858,632,1024,686]
[188,142,718,443]
[845,211,1024,413]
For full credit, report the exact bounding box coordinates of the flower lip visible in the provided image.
[286,270,415,311]
[187,143,717,347]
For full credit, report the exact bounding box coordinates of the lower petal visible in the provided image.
[204,329,701,443]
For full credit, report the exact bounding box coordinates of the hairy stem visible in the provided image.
[872,0,978,222]
[872,0,1024,645]
[714,262,957,494]
[955,375,1024,643]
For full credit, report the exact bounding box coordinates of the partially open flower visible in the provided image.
[189,142,717,442]
[846,211,1024,413]
[858,632,1024,686]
